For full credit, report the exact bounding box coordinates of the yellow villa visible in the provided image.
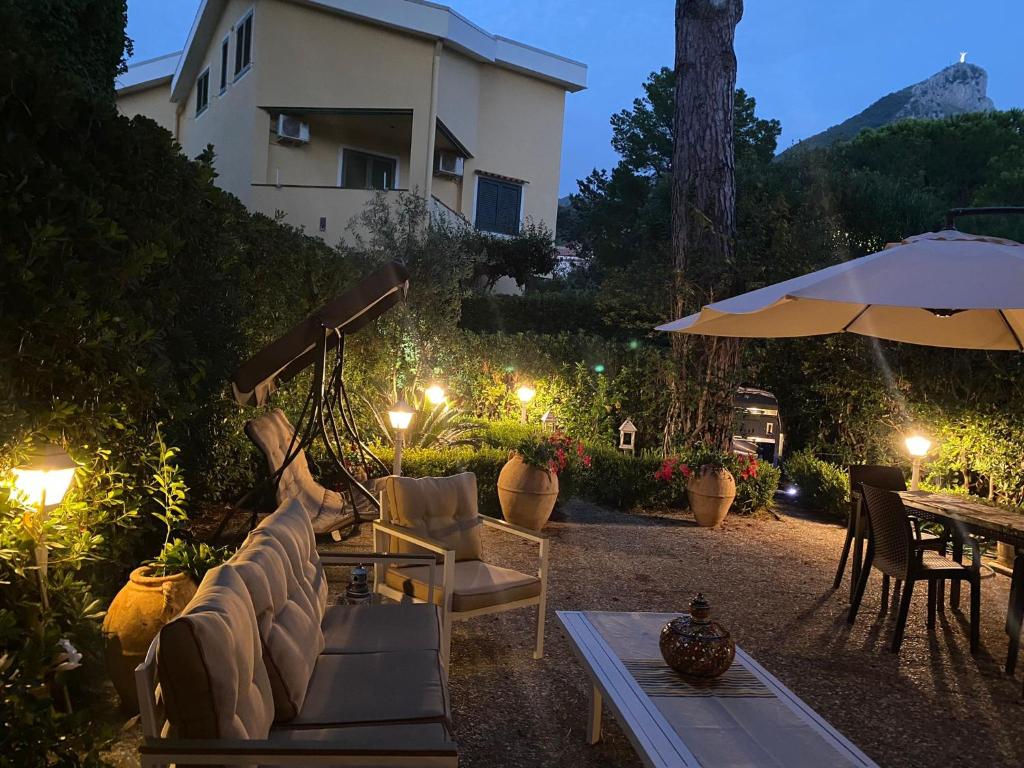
[116,0,587,246]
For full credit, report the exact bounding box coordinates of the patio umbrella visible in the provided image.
[657,229,1024,351]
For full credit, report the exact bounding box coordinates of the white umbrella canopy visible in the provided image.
[657,230,1024,351]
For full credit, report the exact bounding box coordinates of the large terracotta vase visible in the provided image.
[497,454,559,530]
[686,468,736,528]
[102,566,197,712]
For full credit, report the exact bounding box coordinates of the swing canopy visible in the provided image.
[231,261,410,407]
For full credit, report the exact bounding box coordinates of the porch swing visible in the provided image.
[217,260,409,541]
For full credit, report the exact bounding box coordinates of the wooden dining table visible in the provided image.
[850,488,1024,673]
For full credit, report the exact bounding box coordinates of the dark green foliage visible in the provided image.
[8,0,131,100]
[460,292,614,336]
[734,462,781,515]
[784,449,849,518]
[375,445,508,516]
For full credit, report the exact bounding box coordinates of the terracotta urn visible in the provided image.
[686,467,736,528]
[102,566,197,712]
[659,593,736,681]
[497,454,559,530]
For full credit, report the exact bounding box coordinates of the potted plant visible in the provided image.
[655,446,758,527]
[102,428,230,712]
[497,431,592,530]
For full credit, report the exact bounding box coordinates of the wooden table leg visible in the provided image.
[850,503,865,604]
[587,682,603,745]
[1005,551,1024,675]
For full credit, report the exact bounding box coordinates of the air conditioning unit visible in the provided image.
[276,114,310,145]
[434,150,464,177]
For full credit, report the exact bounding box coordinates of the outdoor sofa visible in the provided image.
[134,499,458,767]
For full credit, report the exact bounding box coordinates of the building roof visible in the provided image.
[119,0,587,101]
[734,387,779,411]
[115,51,181,94]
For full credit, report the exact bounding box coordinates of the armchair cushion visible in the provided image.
[383,473,482,561]
[385,560,541,613]
[255,499,329,616]
[228,536,324,722]
[289,650,449,729]
[156,565,274,740]
[321,603,442,654]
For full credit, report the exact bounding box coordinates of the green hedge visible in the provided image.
[373,442,781,516]
[784,449,849,517]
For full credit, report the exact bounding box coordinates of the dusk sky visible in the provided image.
[127,1,1024,196]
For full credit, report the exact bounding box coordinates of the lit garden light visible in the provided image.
[516,385,536,424]
[12,442,77,610]
[905,434,932,491]
[425,384,447,405]
[388,400,414,476]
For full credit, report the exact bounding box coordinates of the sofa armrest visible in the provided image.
[139,736,457,766]
[479,514,548,544]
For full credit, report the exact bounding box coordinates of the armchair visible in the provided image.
[372,473,550,664]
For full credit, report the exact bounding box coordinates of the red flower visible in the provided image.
[582,455,592,469]
[679,463,693,479]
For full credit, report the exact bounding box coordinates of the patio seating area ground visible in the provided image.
[105,500,1024,767]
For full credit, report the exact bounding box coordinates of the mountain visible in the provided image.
[781,62,995,156]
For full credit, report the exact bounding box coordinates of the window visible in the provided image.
[195,68,210,115]
[234,11,253,78]
[219,37,229,92]
[475,177,522,235]
[766,422,774,435]
[340,149,397,190]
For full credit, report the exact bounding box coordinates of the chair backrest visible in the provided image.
[155,564,275,739]
[860,485,914,579]
[848,465,906,522]
[246,409,324,512]
[382,473,482,561]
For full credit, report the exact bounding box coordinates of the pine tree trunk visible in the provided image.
[664,0,744,453]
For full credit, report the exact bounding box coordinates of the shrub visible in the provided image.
[734,461,781,514]
[785,449,849,517]
[567,446,668,510]
[375,446,508,516]
[479,420,543,449]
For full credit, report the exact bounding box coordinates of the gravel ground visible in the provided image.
[106,500,1024,767]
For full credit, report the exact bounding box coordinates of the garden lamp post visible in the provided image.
[12,442,76,610]
[517,385,536,424]
[905,435,932,491]
[425,385,447,406]
[388,400,414,476]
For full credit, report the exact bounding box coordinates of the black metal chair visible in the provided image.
[834,465,949,607]
[848,485,980,653]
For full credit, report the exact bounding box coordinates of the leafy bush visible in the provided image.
[478,420,543,449]
[374,446,509,516]
[566,446,669,510]
[785,449,849,517]
[734,461,781,515]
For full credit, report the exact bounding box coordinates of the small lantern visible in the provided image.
[541,409,557,433]
[388,400,414,476]
[618,419,638,454]
[345,564,372,605]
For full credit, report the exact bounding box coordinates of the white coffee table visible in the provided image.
[557,611,878,768]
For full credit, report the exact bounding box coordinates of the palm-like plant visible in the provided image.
[362,383,481,449]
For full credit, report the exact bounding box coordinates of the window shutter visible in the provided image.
[495,183,521,235]
[475,179,499,232]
